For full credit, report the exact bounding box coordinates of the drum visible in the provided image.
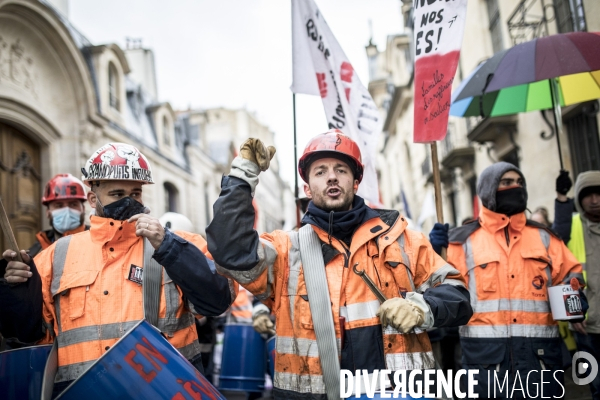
[218,323,266,392]
[0,344,55,400]
[266,336,275,380]
[56,320,224,399]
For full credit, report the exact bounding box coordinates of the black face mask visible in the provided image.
[99,196,147,221]
[495,187,527,216]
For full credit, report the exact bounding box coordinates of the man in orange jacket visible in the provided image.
[29,174,89,258]
[430,162,585,398]
[1,143,236,397]
[207,130,473,399]
[1,174,89,350]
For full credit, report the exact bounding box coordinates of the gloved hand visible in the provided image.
[240,138,276,172]
[376,297,425,333]
[429,223,449,256]
[252,313,275,335]
[556,170,572,195]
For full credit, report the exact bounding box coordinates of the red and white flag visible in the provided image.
[291,0,382,206]
[413,0,468,143]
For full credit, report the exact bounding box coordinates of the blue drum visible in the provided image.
[266,336,275,380]
[219,323,266,392]
[0,344,55,400]
[57,320,225,399]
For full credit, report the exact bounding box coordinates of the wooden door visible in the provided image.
[0,123,41,251]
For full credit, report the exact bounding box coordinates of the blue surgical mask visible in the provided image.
[52,207,82,234]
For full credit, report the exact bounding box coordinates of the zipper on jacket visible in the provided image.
[343,250,350,268]
[338,238,351,268]
[504,226,510,246]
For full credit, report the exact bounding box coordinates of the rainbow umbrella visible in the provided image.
[450,32,600,168]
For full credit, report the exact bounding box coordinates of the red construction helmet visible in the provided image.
[298,129,363,183]
[42,174,87,205]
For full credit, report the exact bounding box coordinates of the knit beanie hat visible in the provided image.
[574,170,600,214]
[477,162,527,212]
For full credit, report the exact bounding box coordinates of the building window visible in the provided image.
[163,116,170,146]
[164,182,179,213]
[468,176,478,220]
[553,0,587,33]
[486,0,504,53]
[448,190,458,228]
[501,148,520,168]
[566,101,600,178]
[108,63,120,111]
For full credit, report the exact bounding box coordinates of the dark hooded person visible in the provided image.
[430,162,585,399]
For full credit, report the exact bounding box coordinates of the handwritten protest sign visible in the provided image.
[413,0,468,143]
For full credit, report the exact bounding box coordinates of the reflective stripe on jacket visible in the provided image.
[34,216,232,382]
[207,176,472,399]
[29,225,88,258]
[448,207,583,361]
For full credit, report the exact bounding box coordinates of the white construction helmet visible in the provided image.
[159,212,194,232]
[81,143,154,186]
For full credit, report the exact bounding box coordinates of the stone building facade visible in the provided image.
[367,0,600,230]
[0,0,291,249]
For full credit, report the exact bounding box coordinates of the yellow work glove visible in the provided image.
[252,313,275,335]
[376,297,425,333]
[239,138,276,172]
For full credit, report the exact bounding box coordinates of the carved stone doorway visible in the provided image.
[0,122,41,251]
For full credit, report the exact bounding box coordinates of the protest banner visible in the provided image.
[291,0,382,206]
[413,0,468,144]
[412,0,468,255]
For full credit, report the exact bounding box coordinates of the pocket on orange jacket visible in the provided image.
[297,293,314,330]
[58,270,98,320]
[469,252,500,294]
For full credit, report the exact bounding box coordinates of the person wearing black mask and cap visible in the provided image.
[429,162,587,399]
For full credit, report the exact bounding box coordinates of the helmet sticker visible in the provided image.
[85,144,153,183]
[101,151,115,165]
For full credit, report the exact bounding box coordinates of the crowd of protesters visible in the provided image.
[0,133,598,400]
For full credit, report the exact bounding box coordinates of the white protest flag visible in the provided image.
[291,0,382,206]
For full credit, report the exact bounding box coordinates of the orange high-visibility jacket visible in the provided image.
[35,225,86,250]
[28,225,88,258]
[34,216,236,383]
[227,288,253,324]
[448,207,584,346]
[210,207,469,397]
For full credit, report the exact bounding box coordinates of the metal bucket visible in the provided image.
[218,323,266,392]
[56,320,224,399]
[0,344,55,400]
[548,284,584,320]
[267,336,275,379]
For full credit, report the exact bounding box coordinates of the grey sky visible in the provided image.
[69,0,403,187]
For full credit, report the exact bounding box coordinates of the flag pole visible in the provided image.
[549,78,565,170]
[430,142,446,260]
[293,93,301,228]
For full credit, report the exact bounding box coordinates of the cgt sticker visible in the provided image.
[532,275,545,290]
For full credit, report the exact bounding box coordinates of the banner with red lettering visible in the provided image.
[413,0,468,143]
[291,0,382,206]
